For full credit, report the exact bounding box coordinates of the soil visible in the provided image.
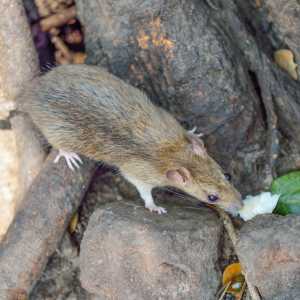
[28,167,246,300]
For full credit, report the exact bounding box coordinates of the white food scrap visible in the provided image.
[231,282,243,289]
[232,192,280,221]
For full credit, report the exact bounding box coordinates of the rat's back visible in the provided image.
[18,64,187,167]
[17,64,244,215]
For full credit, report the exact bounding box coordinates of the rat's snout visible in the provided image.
[227,190,244,212]
[228,201,244,213]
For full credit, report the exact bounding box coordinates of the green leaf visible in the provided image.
[270,171,300,216]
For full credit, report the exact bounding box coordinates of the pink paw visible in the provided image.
[188,126,203,137]
[53,149,82,171]
[145,204,167,214]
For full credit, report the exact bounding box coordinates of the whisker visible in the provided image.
[160,187,214,211]
[237,176,258,198]
[161,187,196,201]
[161,187,201,204]
[241,177,256,187]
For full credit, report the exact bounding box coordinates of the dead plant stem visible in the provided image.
[211,205,261,300]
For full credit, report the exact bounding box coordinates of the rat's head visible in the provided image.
[165,133,243,213]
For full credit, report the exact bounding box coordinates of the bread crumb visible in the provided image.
[231,192,280,221]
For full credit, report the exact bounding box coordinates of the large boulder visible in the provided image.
[236,213,300,300]
[75,0,266,178]
[80,201,223,299]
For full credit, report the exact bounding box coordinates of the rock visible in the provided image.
[75,0,265,170]
[265,0,300,79]
[80,201,223,300]
[10,114,47,209]
[0,150,96,300]
[236,213,300,300]
[28,233,104,300]
[0,130,18,241]
[74,0,300,193]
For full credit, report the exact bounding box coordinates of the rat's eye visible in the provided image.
[208,195,219,202]
[224,173,231,183]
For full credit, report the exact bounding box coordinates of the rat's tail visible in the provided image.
[0,99,16,112]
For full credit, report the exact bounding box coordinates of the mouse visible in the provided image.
[11,64,243,214]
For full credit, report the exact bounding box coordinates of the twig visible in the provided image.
[40,6,77,32]
[51,36,86,65]
[215,275,245,300]
[218,280,231,300]
[52,36,73,62]
[210,205,261,300]
[237,280,247,300]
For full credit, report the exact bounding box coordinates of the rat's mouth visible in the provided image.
[219,202,244,213]
[228,203,244,212]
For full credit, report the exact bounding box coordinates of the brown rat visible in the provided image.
[15,64,243,213]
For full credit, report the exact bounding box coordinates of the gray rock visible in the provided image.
[80,201,223,299]
[236,213,300,300]
[265,0,300,80]
[75,0,264,171]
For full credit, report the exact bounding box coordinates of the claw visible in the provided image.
[195,132,204,137]
[188,126,204,137]
[70,156,79,169]
[66,157,75,171]
[188,126,197,134]
[53,149,82,171]
[145,203,167,214]
[71,153,83,164]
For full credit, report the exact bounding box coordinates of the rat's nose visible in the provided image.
[230,202,244,212]
[237,202,244,211]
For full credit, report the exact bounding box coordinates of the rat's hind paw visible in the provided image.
[145,204,167,214]
[188,126,204,137]
[53,149,82,171]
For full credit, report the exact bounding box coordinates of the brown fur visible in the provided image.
[17,64,243,212]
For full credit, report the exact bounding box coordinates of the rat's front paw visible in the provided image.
[145,204,167,214]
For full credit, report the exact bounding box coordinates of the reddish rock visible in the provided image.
[10,114,47,209]
[236,213,300,300]
[0,150,96,300]
[80,202,223,299]
[0,130,18,241]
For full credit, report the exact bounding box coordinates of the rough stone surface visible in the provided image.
[80,201,223,300]
[0,0,39,101]
[75,0,266,173]
[28,232,104,300]
[0,130,18,241]
[10,114,47,209]
[236,213,300,300]
[0,150,96,300]
[74,0,300,192]
[265,0,300,79]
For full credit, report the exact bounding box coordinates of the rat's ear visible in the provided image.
[189,133,207,155]
[166,167,191,186]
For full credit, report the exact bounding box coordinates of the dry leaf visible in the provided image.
[69,211,78,233]
[222,263,244,294]
[274,49,298,80]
